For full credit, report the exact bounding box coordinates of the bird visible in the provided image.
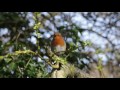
[51,32,66,70]
[51,32,66,56]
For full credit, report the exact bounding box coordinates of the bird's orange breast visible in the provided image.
[52,36,65,46]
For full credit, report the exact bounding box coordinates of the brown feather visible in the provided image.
[52,33,65,46]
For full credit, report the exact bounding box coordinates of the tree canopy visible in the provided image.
[0,12,120,78]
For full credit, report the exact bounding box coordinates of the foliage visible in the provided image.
[0,12,120,78]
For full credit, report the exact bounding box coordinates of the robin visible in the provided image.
[51,32,66,55]
[51,32,66,70]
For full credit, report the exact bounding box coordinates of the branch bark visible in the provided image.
[51,63,95,78]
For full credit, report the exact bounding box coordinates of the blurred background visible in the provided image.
[0,12,120,78]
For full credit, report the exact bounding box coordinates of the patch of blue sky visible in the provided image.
[0,28,8,36]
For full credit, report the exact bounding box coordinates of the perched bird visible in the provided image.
[51,32,66,55]
[51,32,66,70]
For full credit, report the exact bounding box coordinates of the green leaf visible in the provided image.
[4,58,12,63]
[37,33,41,38]
[83,40,92,46]
[3,67,7,72]
[0,56,4,60]
[96,49,102,54]
[9,62,16,70]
